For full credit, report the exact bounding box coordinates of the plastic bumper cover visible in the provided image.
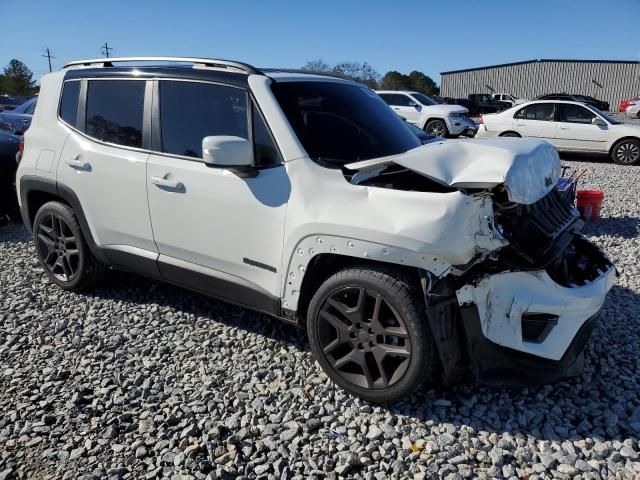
[456,265,616,362]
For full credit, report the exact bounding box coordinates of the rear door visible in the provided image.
[554,103,609,152]
[57,78,156,252]
[385,93,422,125]
[511,103,558,143]
[146,79,288,301]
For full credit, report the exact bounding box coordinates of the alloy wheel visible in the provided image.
[36,212,80,281]
[316,286,412,390]
[426,122,446,137]
[616,142,640,164]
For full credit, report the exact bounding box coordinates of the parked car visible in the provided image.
[618,96,638,112]
[0,97,37,134]
[376,90,477,137]
[441,97,481,116]
[535,93,610,112]
[468,94,510,113]
[0,95,32,112]
[492,93,527,107]
[0,128,20,220]
[476,100,640,164]
[623,98,640,119]
[17,57,616,401]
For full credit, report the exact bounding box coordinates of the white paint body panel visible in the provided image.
[456,264,617,360]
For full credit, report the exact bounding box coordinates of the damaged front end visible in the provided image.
[430,187,617,388]
[346,138,617,387]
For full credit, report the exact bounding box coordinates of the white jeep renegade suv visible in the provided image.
[16,57,616,402]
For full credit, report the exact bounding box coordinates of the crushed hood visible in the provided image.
[346,138,561,205]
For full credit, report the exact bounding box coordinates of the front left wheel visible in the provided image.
[33,201,106,291]
[424,119,448,138]
[306,266,437,403]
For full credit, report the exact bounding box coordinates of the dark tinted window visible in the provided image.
[378,93,392,105]
[272,81,420,166]
[514,103,555,121]
[252,103,281,166]
[558,104,596,124]
[411,93,437,105]
[86,80,144,147]
[159,81,248,158]
[59,81,80,126]
[389,94,413,107]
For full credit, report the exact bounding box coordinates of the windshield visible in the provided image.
[586,105,620,124]
[410,93,437,106]
[272,81,421,166]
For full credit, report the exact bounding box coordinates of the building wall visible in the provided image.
[440,60,640,109]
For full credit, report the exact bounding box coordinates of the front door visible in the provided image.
[554,103,609,152]
[387,93,422,125]
[146,80,288,302]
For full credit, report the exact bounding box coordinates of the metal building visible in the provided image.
[440,59,640,109]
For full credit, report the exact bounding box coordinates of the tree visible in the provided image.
[379,71,412,91]
[2,59,37,95]
[301,59,332,73]
[379,70,439,95]
[301,60,380,88]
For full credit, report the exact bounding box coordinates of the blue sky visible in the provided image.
[1,0,639,84]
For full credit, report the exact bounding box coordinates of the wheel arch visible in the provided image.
[609,136,640,156]
[19,176,103,261]
[499,131,522,137]
[422,116,447,130]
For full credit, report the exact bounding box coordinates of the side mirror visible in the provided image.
[408,101,421,111]
[591,117,606,127]
[202,136,253,167]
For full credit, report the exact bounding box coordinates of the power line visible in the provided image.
[42,47,55,72]
[101,42,113,58]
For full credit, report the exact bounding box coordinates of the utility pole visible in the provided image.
[42,48,55,72]
[101,42,113,58]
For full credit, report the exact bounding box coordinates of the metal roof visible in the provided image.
[441,59,640,75]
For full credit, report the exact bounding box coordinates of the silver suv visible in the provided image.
[16,57,616,402]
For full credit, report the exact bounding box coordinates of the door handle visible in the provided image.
[65,156,91,170]
[392,107,400,110]
[516,123,525,126]
[150,176,183,190]
[559,126,570,130]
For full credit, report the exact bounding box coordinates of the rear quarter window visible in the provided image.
[59,81,80,127]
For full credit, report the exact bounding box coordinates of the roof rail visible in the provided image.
[62,57,262,75]
[261,68,354,81]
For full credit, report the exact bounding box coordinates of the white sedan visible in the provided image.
[476,100,640,165]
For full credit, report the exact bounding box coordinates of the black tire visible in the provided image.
[33,201,106,291]
[306,266,437,403]
[611,138,640,165]
[424,119,448,138]
[500,132,521,138]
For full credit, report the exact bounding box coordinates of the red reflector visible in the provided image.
[479,115,484,124]
[18,136,24,154]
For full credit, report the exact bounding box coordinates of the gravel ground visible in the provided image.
[1,157,639,480]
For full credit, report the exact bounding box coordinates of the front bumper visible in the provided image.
[456,264,616,361]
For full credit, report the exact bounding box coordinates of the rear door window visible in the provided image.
[86,80,145,148]
[159,80,248,159]
[514,103,555,121]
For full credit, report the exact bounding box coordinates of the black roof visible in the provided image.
[441,58,640,75]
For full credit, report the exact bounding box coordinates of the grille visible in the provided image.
[496,189,580,266]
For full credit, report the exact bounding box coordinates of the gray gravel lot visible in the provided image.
[1,156,639,480]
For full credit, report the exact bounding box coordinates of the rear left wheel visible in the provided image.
[307,266,437,403]
[33,201,106,291]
